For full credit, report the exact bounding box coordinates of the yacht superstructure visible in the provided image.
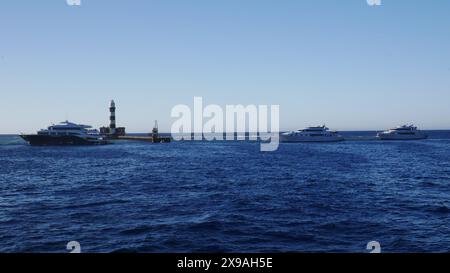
[377,125,427,140]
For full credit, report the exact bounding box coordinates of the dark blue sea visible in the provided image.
[1,131,450,253]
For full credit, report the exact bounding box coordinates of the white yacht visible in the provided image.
[21,121,109,146]
[281,125,344,142]
[377,125,428,140]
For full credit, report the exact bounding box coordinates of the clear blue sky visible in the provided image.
[1,0,449,133]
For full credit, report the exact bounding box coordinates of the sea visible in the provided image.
[0,131,450,253]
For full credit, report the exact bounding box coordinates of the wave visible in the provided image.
[0,136,24,145]
[426,205,450,214]
[119,225,153,236]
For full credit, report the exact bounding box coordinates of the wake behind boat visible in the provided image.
[21,121,109,146]
[281,125,344,142]
[377,124,428,140]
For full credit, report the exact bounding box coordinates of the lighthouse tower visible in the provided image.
[109,100,116,134]
[152,120,159,138]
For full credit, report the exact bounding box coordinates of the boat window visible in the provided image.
[52,127,80,130]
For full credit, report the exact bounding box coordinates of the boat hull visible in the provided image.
[377,133,428,140]
[20,135,109,146]
[281,135,344,142]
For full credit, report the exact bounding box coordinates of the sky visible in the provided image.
[0,0,449,133]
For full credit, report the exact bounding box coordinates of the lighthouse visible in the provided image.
[109,100,116,134]
[100,100,126,137]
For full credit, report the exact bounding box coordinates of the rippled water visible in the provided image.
[0,133,450,253]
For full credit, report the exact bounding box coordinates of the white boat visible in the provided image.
[377,124,427,140]
[21,121,109,146]
[281,125,344,142]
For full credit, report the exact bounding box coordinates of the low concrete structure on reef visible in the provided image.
[116,120,171,143]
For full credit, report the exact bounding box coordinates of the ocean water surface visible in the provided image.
[0,132,449,253]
